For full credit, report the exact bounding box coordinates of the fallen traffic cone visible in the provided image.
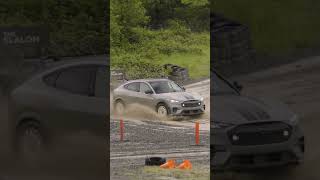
[160,159,176,169]
[177,160,192,170]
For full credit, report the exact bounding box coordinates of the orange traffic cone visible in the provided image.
[177,160,192,170]
[160,159,176,169]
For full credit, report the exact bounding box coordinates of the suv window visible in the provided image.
[95,66,108,98]
[124,82,140,92]
[55,66,96,95]
[140,82,152,93]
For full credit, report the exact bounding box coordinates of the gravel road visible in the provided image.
[110,79,210,179]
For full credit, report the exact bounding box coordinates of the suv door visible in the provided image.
[91,65,108,136]
[43,65,100,135]
[136,82,155,107]
[122,82,140,105]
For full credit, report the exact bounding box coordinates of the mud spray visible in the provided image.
[110,93,210,122]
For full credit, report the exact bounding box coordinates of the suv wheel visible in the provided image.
[157,104,169,118]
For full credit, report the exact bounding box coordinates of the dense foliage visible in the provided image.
[0,0,105,57]
[213,0,320,56]
[0,0,209,79]
[111,0,210,79]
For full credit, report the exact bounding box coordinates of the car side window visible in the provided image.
[124,82,140,92]
[54,66,96,96]
[140,82,152,93]
[95,65,108,98]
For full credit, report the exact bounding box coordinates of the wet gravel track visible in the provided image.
[110,79,210,179]
[110,119,210,177]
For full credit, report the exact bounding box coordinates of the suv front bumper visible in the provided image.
[168,103,205,116]
[211,124,304,170]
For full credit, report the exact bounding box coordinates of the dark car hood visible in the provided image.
[213,94,295,125]
[157,92,202,101]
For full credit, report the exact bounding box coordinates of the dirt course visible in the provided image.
[110,79,210,180]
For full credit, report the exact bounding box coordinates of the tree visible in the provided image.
[110,0,149,47]
[0,0,105,57]
[142,0,209,31]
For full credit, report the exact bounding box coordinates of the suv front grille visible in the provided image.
[181,100,201,107]
[228,122,292,146]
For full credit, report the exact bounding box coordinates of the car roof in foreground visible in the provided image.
[35,55,107,73]
[26,55,108,79]
[13,55,109,89]
[44,55,109,68]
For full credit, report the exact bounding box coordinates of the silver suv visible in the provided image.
[211,69,304,171]
[113,79,205,117]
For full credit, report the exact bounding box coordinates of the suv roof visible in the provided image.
[126,78,169,83]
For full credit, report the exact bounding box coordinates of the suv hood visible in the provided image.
[213,94,295,125]
[158,92,202,102]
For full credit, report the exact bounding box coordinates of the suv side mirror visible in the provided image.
[145,90,153,94]
[233,81,243,92]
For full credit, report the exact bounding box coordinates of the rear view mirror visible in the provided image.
[233,81,243,92]
[145,90,153,94]
[178,84,185,91]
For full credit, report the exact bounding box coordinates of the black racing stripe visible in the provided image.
[249,105,270,120]
[237,109,258,121]
[237,106,270,121]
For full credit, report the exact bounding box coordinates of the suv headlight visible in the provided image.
[289,114,299,125]
[212,122,234,129]
[170,99,180,103]
[200,97,204,101]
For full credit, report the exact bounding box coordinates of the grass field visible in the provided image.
[213,0,320,56]
[160,45,210,79]
[121,164,210,180]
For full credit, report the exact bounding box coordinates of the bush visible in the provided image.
[111,25,209,79]
[111,52,167,79]
[110,0,210,79]
[0,0,105,57]
[213,0,320,56]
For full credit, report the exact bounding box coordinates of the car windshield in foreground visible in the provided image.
[149,80,183,94]
[212,71,238,95]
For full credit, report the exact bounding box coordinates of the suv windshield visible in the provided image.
[149,80,183,94]
[212,71,237,95]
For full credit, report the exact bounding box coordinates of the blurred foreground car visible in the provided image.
[211,69,304,171]
[113,79,205,117]
[8,56,108,165]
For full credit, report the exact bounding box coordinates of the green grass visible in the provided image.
[160,45,210,79]
[122,164,210,180]
[212,0,320,56]
[111,30,210,80]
